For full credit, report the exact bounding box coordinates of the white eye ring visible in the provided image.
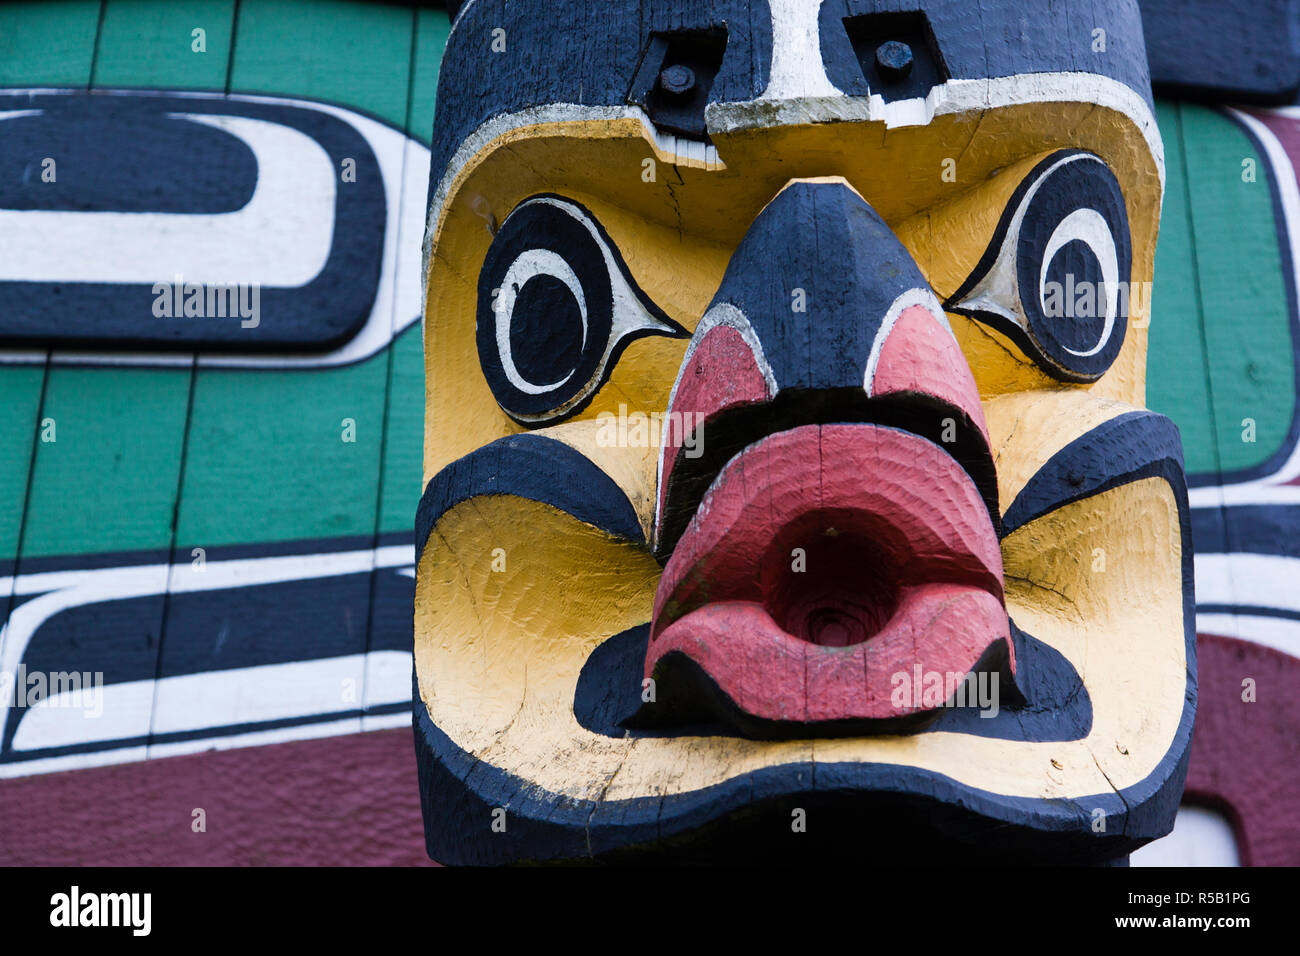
[476,194,686,424]
[1037,208,1120,358]
[495,249,588,395]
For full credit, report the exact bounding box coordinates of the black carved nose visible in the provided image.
[703,179,937,391]
[654,179,997,560]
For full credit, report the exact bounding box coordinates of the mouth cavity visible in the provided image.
[761,523,902,648]
[638,421,1012,736]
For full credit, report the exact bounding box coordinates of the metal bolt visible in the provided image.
[657,64,697,98]
[876,40,914,82]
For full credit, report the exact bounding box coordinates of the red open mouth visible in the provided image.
[645,423,1011,728]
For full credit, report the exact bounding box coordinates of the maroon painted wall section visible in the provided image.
[1186,635,1300,867]
[1,633,1294,866]
[0,728,434,867]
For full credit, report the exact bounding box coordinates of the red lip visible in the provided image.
[647,423,1011,725]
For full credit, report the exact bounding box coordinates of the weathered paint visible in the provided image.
[0,0,1296,867]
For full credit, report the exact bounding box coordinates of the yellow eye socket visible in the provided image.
[424,104,1162,482]
[475,195,685,425]
[945,151,1133,383]
[891,147,1146,402]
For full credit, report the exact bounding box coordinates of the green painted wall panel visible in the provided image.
[407,7,451,143]
[94,0,235,89]
[378,326,425,534]
[14,0,232,562]
[1181,105,1295,475]
[0,0,103,586]
[1147,100,1221,477]
[377,9,449,535]
[0,369,46,562]
[175,362,390,548]
[21,368,191,558]
[0,1,103,87]
[161,0,417,734]
[174,0,415,550]
[231,0,415,127]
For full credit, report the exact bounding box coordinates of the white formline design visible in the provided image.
[1182,108,1300,508]
[0,544,415,690]
[1194,553,1300,617]
[11,650,413,752]
[0,712,413,780]
[1195,612,1300,662]
[0,544,416,778]
[0,88,430,370]
[0,114,336,285]
[1193,553,1300,662]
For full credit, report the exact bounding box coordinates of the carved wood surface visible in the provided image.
[0,0,1295,867]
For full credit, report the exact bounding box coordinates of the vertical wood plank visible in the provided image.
[1147,100,1220,477]
[1146,100,1240,646]
[159,0,414,745]
[365,7,452,727]
[94,0,235,90]
[0,1,103,86]
[1175,104,1297,653]
[0,1,101,768]
[1,1,237,769]
[1181,104,1296,477]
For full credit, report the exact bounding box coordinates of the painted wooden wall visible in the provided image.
[0,0,1295,865]
[0,0,451,866]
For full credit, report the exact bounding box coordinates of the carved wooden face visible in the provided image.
[416,0,1193,864]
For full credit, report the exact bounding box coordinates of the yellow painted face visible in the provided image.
[416,2,1192,865]
[425,104,1161,477]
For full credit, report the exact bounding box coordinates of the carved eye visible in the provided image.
[946,151,1132,382]
[476,195,685,424]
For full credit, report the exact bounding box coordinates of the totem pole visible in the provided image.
[415,0,1192,864]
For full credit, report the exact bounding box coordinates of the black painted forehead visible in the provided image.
[433,0,1153,173]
